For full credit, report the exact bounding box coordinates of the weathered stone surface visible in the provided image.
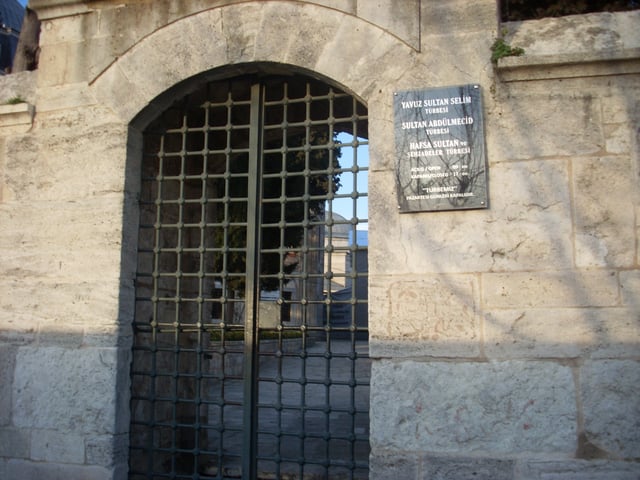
[580,360,640,459]
[369,160,574,275]
[313,11,413,102]
[423,455,514,480]
[491,94,602,160]
[371,360,576,454]
[423,0,497,35]
[369,275,480,358]
[601,91,640,124]
[86,433,129,468]
[31,429,85,464]
[0,428,30,458]
[1,1,639,478]
[0,71,37,105]
[0,346,16,425]
[369,452,419,480]
[90,2,417,125]
[0,103,35,133]
[358,0,420,49]
[12,347,119,434]
[572,156,636,268]
[605,123,632,154]
[3,112,127,202]
[34,83,97,114]
[482,270,620,308]
[517,459,640,479]
[503,11,640,57]
[620,270,640,306]
[0,199,125,282]
[415,31,495,102]
[485,307,640,359]
[258,3,339,68]
[5,459,111,480]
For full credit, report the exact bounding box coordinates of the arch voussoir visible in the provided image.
[91,1,413,124]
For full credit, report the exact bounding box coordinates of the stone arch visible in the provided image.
[120,54,374,479]
[90,1,415,125]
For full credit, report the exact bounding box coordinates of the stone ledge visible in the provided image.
[28,0,90,20]
[0,103,35,131]
[496,10,640,82]
[497,48,640,81]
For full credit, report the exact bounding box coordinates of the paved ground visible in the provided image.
[203,340,371,479]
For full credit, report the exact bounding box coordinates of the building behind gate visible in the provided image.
[1,1,639,479]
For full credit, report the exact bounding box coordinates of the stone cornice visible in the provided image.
[27,0,90,20]
[496,11,640,82]
[0,102,35,132]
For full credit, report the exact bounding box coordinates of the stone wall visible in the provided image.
[0,1,638,479]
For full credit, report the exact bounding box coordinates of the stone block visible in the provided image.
[0,71,37,106]
[3,112,127,202]
[315,0,357,12]
[370,360,576,454]
[257,3,338,68]
[358,0,420,49]
[312,12,413,102]
[0,346,16,425]
[369,160,574,276]
[85,433,128,468]
[369,275,480,358]
[0,428,30,458]
[482,271,619,308]
[0,199,125,282]
[605,124,632,154]
[573,156,636,268]
[517,459,640,479]
[0,277,121,350]
[0,103,35,133]
[369,452,420,480]
[0,276,121,348]
[37,40,88,86]
[601,92,640,124]
[34,83,97,113]
[491,94,602,161]
[91,8,227,124]
[580,360,640,459]
[31,430,85,464]
[12,346,119,434]
[485,307,640,359]
[0,314,37,345]
[503,11,640,57]
[481,159,573,271]
[422,455,514,480]
[619,270,640,306]
[5,459,111,480]
[422,0,497,35]
[38,10,98,45]
[90,60,152,125]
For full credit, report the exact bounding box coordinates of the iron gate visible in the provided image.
[129,74,369,479]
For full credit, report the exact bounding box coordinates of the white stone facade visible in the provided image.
[0,1,638,479]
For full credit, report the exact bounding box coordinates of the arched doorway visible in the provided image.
[129,71,369,479]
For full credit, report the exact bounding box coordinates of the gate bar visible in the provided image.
[242,81,264,480]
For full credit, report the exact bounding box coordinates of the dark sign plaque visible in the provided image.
[394,84,488,212]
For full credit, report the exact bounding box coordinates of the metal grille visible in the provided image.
[130,75,369,479]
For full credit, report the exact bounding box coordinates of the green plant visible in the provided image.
[490,36,525,63]
[4,96,26,105]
